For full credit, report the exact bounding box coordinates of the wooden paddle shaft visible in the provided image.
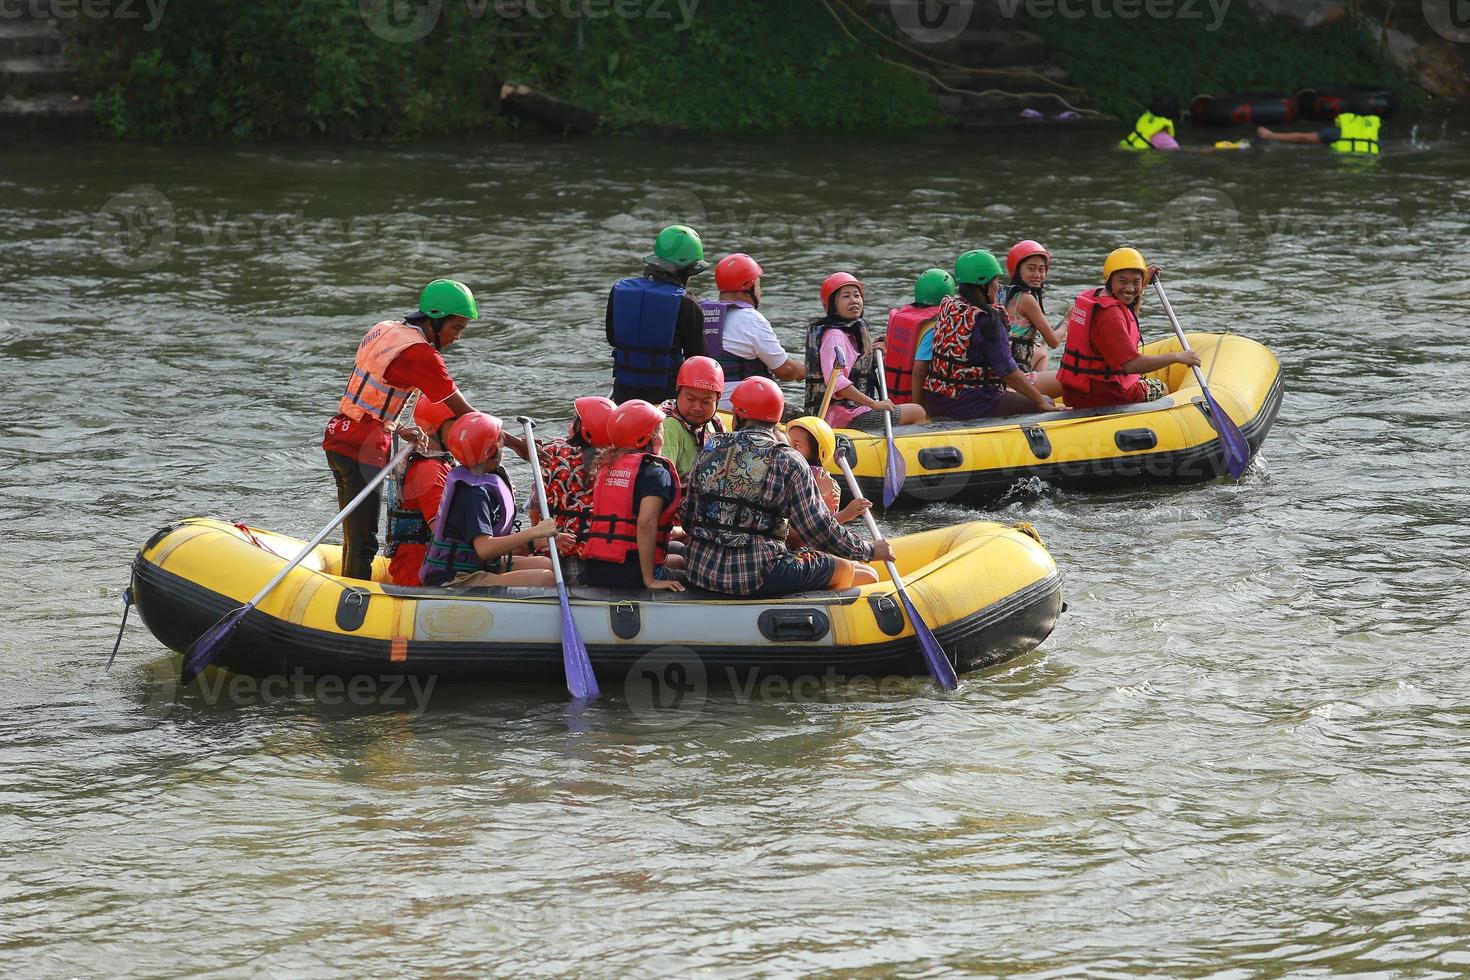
[816,346,847,422]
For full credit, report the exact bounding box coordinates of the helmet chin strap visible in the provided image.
[744,289,759,310]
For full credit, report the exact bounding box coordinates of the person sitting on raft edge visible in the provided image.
[386,396,458,587]
[1255,112,1381,156]
[582,400,687,592]
[682,377,889,598]
[1119,95,1180,151]
[884,268,956,412]
[805,272,928,429]
[420,413,573,587]
[922,249,1057,420]
[1056,247,1202,410]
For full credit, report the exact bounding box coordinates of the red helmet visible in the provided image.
[730,376,784,423]
[446,412,504,467]
[676,355,725,393]
[605,399,667,449]
[572,395,616,448]
[1006,240,1052,279]
[413,396,456,436]
[714,253,764,293]
[819,272,864,312]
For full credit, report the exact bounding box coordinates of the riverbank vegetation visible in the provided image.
[71,0,942,140]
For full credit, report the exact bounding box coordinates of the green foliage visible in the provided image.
[71,0,942,140]
[1022,6,1421,121]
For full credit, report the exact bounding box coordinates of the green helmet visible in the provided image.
[419,279,479,320]
[954,249,1004,287]
[644,225,709,275]
[914,268,957,306]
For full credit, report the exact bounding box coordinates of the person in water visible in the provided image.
[1056,247,1202,409]
[583,400,686,592]
[922,249,1057,420]
[805,273,928,429]
[606,224,709,405]
[1255,112,1381,155]
[1120,95,1180,151]
[683,377,888,596]
[1002,239,1067,396]
[700,252,805,411]
[884,268,955,411]
[421,413,571,587]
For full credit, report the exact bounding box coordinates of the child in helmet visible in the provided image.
[387,396,457,587]
[805,273,928,430]
[422,413,572,587]
[1002,240,1067,397]
[519,395,617,587]
[886,268,955,412]
[785,417,871,528]
[583,400,686,592]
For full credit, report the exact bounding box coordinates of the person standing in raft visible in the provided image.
[683,377,889,597]
[606,224,710,405]
[1119,95,1180,151]
[1255,112,1381,156]
[521,395,617,587]
[659,355,726,482]
[583,400,686,592]
[1002,239,1068,394]
[923,250,1057,420]
[701,252,805,411]
[323,278,481,581]
[422,413,571,587]
[1056,247,1202,409]
[805,273,928,429]
[386,396,458,587]
[884,268,955,412]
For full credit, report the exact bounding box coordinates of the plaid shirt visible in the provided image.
[681,427,873,594]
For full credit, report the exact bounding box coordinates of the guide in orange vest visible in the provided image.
[322,279,480,581]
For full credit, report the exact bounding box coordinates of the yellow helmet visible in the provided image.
[786,416,836,467]
[1102,247,1147,283]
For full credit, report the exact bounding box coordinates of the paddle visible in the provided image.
[1151,277,1251,479]
[179,439,418,685]
[815,347,846,424]
[518,416,600,700]
[872,348,907,508]
[835,454,958,691]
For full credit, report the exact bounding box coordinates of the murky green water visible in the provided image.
[4,116,1470,975]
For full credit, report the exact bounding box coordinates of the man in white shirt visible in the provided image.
[700,253,806,410]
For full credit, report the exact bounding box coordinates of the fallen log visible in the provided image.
[499,82,599,135]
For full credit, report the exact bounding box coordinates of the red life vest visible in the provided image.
[387,454,450,586]
[582,452,683,565]
[535,438,596,558]
[1056,288,1142,393]
[922,295,1008,401]
[337,321,432,423]
[884,304,940,404]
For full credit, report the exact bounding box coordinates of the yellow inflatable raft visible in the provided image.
[839,332,1282,505]
[132,518,1062,686]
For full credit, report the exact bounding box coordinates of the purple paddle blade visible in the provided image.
[887,562,958,690]
[882,438,906,508]
[1202,387,1251,479]
[558,583,599,700]
[179,602,253,684]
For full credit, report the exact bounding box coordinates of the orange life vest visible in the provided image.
[337,321,432,423]
[1056,288,1142,393]
[582,452,683,565]
[922,295,1008,401]
[884,304,940,404]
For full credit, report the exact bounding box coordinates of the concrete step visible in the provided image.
[0,20,64,57]
[0,93,93,135]
[0,54,74,97]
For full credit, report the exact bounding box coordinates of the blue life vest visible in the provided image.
[420,466,516,585]
[698,299,773,383]
[611,276,687,392]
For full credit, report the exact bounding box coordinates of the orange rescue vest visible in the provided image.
[338,321,433,423]
[1056,289,1142,393]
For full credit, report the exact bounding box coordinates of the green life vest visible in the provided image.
[1120,112,1175,151]
[1329,113,1380,156]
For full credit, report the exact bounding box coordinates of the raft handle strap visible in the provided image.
[103,588,133,673]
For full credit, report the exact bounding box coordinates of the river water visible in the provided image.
[3,117,1469,975]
